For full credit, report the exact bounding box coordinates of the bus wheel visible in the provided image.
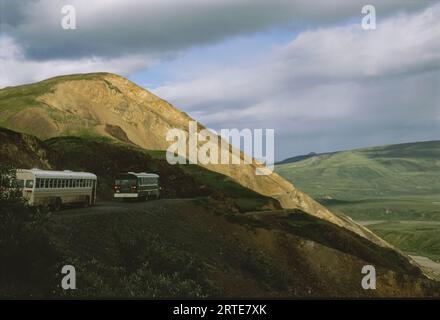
[53,198,62,212]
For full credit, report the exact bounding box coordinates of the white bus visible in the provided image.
[16,169,97,210]
[113,172,160,200]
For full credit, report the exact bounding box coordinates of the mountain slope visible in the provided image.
[47,202,437,298]
[0,73,388,247]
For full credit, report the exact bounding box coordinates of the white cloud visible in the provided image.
[1,0,432,59]
[0,36,152,88]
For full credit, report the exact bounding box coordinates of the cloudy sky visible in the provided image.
[1,0,439,160]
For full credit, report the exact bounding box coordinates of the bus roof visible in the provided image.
[17,169,97,179]
[119,172,159,178]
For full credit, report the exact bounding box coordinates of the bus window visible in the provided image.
[25,180,34,188]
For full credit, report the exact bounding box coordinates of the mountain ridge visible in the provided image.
[278,140,440,165]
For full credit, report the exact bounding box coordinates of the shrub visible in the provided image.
[0,165,60,297]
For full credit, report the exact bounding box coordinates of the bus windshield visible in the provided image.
[115,179,136,186]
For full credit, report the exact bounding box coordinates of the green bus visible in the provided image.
[113,172,160,201]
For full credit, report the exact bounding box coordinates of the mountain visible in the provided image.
[276,140,440,202]
[1,127,439,297]
[0,72,389,247]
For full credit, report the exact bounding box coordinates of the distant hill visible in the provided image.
[277,152,318,165]
[276,140,440,201]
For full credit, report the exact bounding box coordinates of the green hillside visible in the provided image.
[367,221,440,261]
[276,141,440,202]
